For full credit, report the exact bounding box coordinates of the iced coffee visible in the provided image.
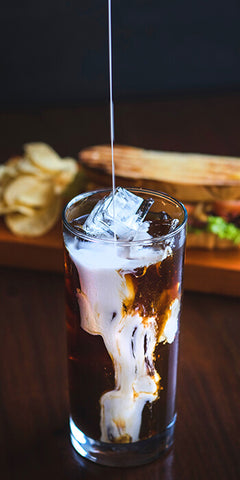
[63,187,187,466]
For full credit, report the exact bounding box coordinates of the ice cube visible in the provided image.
[131,221,151,241]
[148,212,179,237]
[83,187,154,240]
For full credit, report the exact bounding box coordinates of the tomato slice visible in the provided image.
[213,200,240,220]
[183,203,195,216]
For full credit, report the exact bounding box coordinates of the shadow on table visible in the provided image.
[1,428,175,480]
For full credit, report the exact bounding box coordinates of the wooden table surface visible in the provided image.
[0,93,240,479]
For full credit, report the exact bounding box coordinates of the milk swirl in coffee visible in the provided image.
[64,192,184,443]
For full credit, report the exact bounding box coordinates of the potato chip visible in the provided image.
[6,156,22,168]
[0,201,35,216]
[0,165,5,180]
[16,157,48,177]
[61,157,79,173]
[3,175,54,208]
[24,142,66,173]
[0,142,80,237]
[53,158,79,193]
[5,197,62,237]
[0,163,17,182]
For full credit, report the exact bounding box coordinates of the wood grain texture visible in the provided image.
[0,267,239,479]
[0,268,68,464]
[0,94,240,479]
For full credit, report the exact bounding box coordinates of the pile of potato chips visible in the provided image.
[0,143,79,236]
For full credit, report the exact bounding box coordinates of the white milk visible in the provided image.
[67,239,179,442]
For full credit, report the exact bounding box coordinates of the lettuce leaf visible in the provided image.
[188,216,240,244]
[207,216,240,244]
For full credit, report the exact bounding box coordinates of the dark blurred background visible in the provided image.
[1,0,240,107]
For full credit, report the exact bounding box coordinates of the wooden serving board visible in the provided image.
[0,218,239,297]
[0,218,64,273]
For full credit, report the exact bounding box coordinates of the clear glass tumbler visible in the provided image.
[62,188,187,467]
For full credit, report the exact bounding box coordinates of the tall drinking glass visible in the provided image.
[62,188,187,467]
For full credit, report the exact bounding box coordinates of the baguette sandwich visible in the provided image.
[79,145,240,249]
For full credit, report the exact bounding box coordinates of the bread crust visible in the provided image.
[186,232,239,249]
[79,145,240,202]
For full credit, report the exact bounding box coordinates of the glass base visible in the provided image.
[69,415,176,467]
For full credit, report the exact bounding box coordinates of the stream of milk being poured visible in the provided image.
[108,0,115,219]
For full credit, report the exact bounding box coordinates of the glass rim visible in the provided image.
[62,187,188,245]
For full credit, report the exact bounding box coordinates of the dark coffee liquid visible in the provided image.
[64,236,184,442]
